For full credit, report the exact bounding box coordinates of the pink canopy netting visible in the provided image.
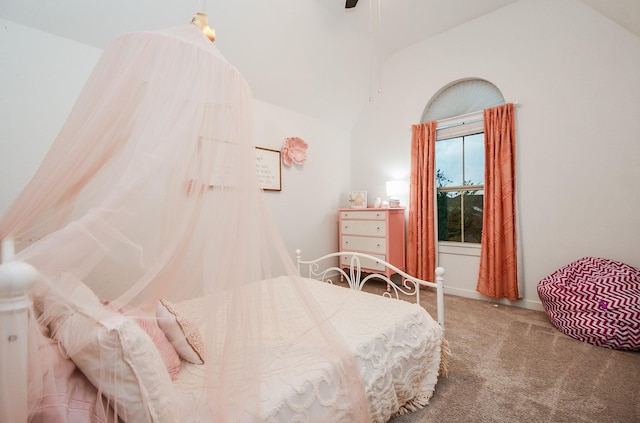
[0,22,369,422]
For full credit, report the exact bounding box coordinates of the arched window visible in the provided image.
[424,78,504,243]
[421,78,505,123]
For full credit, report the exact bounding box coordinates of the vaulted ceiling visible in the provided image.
[1,0,638,127]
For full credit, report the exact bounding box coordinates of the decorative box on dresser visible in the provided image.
[338,208,406,279]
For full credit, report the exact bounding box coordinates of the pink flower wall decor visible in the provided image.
[281,137,308,166]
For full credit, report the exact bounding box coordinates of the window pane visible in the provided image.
[437,191,461,242]
[435,129,485,244]
[435,137,462,187]
[463,190,483,243]
[464,133,484,186]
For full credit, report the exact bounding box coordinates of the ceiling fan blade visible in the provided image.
[345,0,358,9]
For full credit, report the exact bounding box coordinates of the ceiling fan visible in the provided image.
[345,0,358,8]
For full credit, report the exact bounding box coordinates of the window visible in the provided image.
[434,112,485,243]
[421,78,504,245]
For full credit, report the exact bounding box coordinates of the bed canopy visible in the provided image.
[0,18,369,422]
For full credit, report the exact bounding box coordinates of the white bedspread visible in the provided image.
[173,277,445,423]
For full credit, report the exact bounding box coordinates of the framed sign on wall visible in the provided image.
[255,147,282,191]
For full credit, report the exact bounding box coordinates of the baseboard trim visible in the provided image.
[444,286,545,312]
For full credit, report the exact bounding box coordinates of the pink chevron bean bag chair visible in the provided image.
[537,257,640,351]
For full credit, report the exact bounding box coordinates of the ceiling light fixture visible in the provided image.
[191,12,216,42]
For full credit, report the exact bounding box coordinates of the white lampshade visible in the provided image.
[386,180,404,199]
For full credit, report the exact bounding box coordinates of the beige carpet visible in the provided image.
[359,282,640,423]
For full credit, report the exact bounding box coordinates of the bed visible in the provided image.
[0,244,448,423]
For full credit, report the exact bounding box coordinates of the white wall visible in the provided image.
[350,0,640,310]
[0,19,351,263]
[0,20,102,213]
[253,100,351,260]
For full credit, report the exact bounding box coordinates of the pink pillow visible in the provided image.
[30,335,114,422]
[105,301,182,380]
[44,283,179,422]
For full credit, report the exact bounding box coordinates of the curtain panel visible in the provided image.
[407,121,437,281]
[476,103,519,300]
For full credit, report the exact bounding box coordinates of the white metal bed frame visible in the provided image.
[0,239,37,423]
[295,249,445,327]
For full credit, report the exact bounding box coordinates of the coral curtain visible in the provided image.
[476,103,519,300]
[407,121,437,281]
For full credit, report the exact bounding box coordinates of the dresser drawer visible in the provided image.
[341,235,386,253]
[340,210,386,220]
[341,220,386,236]
[338,207,405,277]
[341,253,387,272]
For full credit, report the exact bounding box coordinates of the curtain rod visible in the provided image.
[435,102,520,130]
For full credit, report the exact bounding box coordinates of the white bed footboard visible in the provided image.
[0,239,37,423]
[295,249,445,327]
